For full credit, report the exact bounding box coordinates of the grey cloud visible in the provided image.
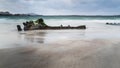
[0,0,120,15]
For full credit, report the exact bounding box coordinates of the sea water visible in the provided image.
[0,16,120,48]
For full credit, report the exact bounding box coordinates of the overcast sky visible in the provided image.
[0,0,120,15]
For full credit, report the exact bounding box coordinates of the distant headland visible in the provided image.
[1,11,120,17]
[0,11,39,16]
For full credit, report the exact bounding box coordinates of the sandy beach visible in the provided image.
[0,36,120,68]
[0,17,120,68]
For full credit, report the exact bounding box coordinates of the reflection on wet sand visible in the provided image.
[20,30,86,45]
[24,31,46,44]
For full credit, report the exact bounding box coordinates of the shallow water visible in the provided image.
[0,16,120,48]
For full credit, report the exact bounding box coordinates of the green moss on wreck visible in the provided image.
[35,18,48,27]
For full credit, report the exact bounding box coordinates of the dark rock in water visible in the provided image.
[17,25,22,31]
[106,22,120,25]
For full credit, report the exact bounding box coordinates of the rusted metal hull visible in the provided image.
[24,25,86,31]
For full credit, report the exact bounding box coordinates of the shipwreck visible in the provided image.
[17,18,86,31]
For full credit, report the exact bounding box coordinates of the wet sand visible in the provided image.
[0,39,120,68]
